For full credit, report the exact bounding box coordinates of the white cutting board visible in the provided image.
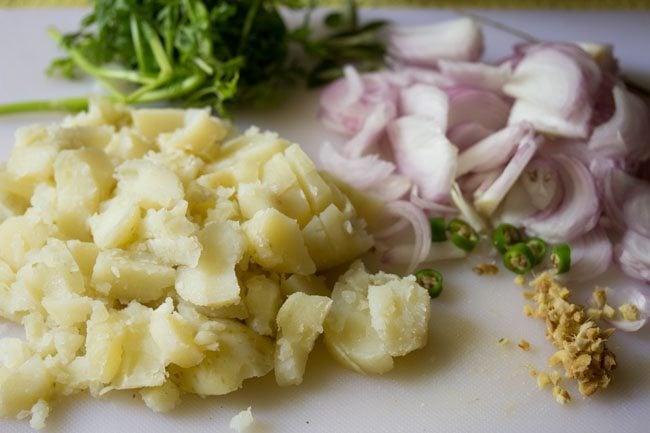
[1,7,649,433]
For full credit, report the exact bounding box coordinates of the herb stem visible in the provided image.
[0,97,89,115]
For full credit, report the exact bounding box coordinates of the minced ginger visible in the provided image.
[528,273,617,397]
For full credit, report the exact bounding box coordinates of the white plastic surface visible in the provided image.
[1,7,649,433]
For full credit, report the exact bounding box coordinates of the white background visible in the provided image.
[1,7,649,433]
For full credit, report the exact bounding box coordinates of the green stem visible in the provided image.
[0,97,90,115]
[48,28,153,86]
[135,74,206,103]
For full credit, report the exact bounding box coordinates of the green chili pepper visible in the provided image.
[503,243,536,274]
[414,268,443,298]
[492,223,524,254]
[526,237,548,266]
[550,243,571,274]
[447,218,478,252]
[429,217,447,242]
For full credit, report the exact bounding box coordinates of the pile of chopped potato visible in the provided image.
[0,100,430,429]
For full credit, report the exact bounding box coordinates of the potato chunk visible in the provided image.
[157,108,228,159]
[324,261,430,375]
[150,298,204,368]
[242,208,316,275]
[131,108,186,141]
[245,275,282,336]
[173,319,273,396]
[0,208,56,272]
[89,194,141,249]
[54,147,114,239]
[91,249,175,303]
[140,381,181,413]
[175,220,245,308]
[115,158,183,210]
[0,356,54,418]
[275,293,332,386]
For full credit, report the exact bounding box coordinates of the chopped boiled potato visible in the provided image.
[324,261,430,375]
[104,128,151,162]
[275,293,332,386]
[92,249,175,303]
[89,195,141,249]
[54,148,115,240]
[260,153,312,226]
[150,298,204,368]
[157,108,229,159]
[131,108,186,141]
[280,274,329,297]
[242,208,316,275]
[0,356,54,418]
[245,274,282,336]
[173,319,274,396]
[140,381,181,413]
[0,101,424,428]
[0,208,56,271]
[176,220,245,307]
[115,158,184,210]
[367,276,430,356]
[107,302,167,390]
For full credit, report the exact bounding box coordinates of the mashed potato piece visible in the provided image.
[0,100,430,429]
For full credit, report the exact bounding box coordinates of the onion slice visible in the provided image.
[525,154,600,242]
[438,59,512,93]
[447,122,495,150]
[399,83,448,129]
[383,200,432,274]
[558,227,612,282]
[318,141,395,190]
[588,84,650,161]
[615,230,650,284]
[388,115,458,203]
[473,133,541,216]
[520,157,563,211]
[388,17,483,67]
[446,86,511,131]
[343,101,396,157]
[456,122,533,176]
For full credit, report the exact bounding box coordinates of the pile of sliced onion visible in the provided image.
[316,16,650,330]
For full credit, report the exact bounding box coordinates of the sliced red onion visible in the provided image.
[456,122,533,176]
[390,64,455,87]
[410,185,457,214]
[490,180,537,227]
[473,134,541,216]
[447,122,495,150]
[319,66,399,136]
[588,84,650,161]
[503,44,601,138]
[383,200,432,274]
[367,175,412,202]
[399,83,448,130]
[525,154,600,242]
[520,157,563,210]
[450,182,487,234]
[388,115,458,203]
[558,227,612,282]
[623,185,650,237]
[576,42,618,74]
[508,99,593,139]
[318,141,395,190]
[388,17,483,67]
[591,159,647,232]
[438,59,512,93]
[459,168,502,195]
[504,44,601,117]
[383,240,467,265]
[446,86,511,131]
[616,230,650,284]
[343,101,396,158]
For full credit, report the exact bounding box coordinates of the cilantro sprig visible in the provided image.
[0,0,386,116]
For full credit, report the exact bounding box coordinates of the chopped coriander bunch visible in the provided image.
[0,0,386,116]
